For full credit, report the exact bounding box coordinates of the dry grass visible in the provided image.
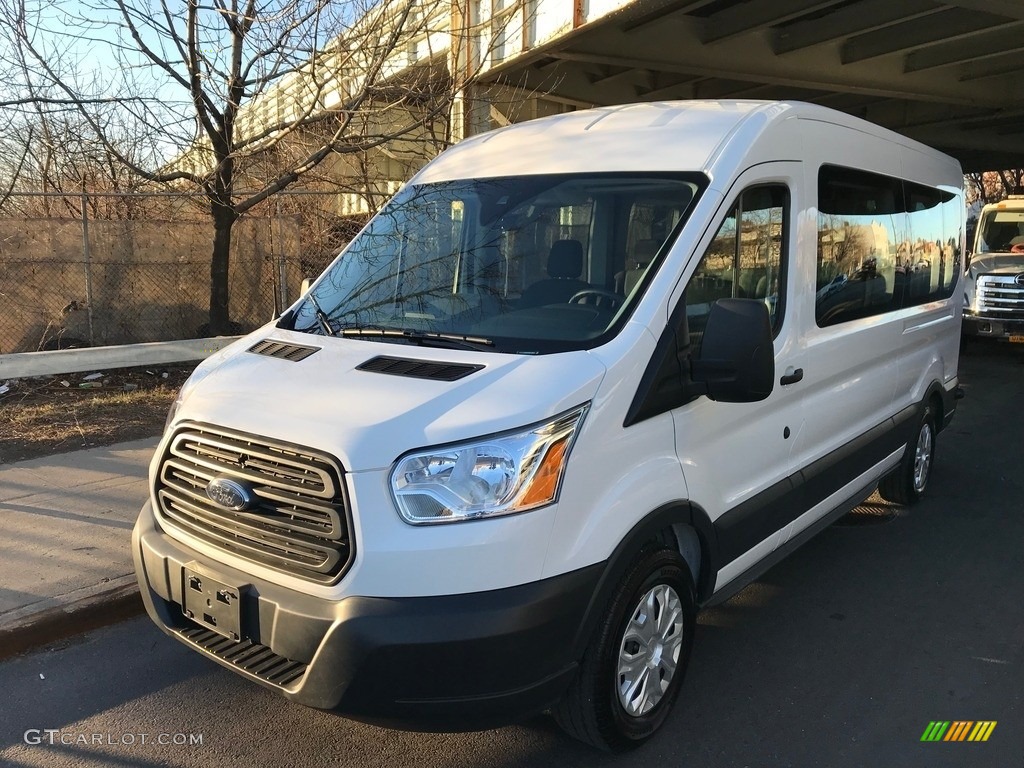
[0,365,193,464]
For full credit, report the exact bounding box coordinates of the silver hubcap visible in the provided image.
[616,584,684,717]
[913,422,933,493]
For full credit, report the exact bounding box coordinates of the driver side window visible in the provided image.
[685,185,788,346]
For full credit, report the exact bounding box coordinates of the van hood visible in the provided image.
[968,253,1024,276]
[171,330,607,472]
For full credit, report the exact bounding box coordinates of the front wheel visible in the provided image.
[878,402,936,505]
[553,546,696,752]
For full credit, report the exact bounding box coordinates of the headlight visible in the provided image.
[162,360,219,435]
[163,389,184,434]
[390,404,589,524]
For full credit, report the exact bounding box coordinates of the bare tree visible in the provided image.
[0,27,35,207]
[2,0,460,334]
[0,110,152,220]
[0,125,34,210]
[965,169,1024,207]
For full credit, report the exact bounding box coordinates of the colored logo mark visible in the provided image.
[921,721,996,742]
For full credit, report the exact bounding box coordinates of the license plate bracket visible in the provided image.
[182,567,245,641]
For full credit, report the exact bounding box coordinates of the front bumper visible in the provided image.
[133,502,600,731]
[962,313,1024,339]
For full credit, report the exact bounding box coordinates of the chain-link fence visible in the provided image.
[0,191,366,353]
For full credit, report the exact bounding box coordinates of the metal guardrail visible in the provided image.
[0,337,243,379]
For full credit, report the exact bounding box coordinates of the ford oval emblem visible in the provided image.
[206,478,255,511]
[1016,273,1024,287]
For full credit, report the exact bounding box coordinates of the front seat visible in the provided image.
[520,239,591,307]
[622,238,660,296]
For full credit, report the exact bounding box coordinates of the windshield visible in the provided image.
[289,173,704,353]
[976,208,1024,254]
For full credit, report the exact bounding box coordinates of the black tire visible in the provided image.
[553,546,696,752]
[878,402,936,505]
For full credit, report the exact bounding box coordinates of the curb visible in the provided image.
[0,581,144,662]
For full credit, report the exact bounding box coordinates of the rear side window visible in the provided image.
[900,183,960,308]
[816,166,960,327]
[685,184,788,347]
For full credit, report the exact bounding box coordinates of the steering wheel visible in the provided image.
[1011,243,1024,254]
[569,289,624,309]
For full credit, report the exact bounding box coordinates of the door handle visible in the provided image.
[780,368,804,386]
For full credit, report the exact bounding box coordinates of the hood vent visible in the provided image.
[248,339,320,362]
[356,355,483,382]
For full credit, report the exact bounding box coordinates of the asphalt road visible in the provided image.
[1,342,1022,768]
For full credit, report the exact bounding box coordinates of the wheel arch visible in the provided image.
[569,500,718,660]
[924,380,951,433]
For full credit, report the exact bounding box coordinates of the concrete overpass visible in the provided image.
[470,0,1024,171]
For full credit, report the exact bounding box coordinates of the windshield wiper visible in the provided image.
[305,293,336,337]
[341,328,496,352]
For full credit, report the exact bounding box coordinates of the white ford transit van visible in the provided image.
[134,101,964,751]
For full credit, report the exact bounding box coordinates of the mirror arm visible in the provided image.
[684,372,709,399]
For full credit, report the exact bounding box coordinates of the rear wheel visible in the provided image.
[553,546,696,752]
[878,402,936,505]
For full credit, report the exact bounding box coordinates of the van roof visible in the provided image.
[413,100,951,185]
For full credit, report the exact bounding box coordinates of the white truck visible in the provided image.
[964,193,1024,342]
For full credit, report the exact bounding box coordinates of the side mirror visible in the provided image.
[300,277,313,297]
[691,298,774,402]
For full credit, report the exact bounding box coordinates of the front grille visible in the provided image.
[155,423,352,583]
[179,626,308,688]
[977,274,1024,317]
